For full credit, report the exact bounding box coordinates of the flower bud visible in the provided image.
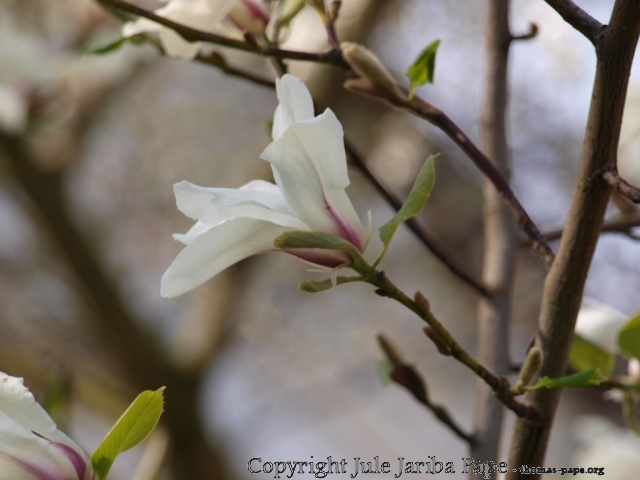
[341,42,403,99]
[226,0,270,37]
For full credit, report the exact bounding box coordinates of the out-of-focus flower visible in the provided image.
[161,74,366,298]
[574,299,627,354]
[122,0,270,60]
[0,371,96,480]
[226,0,270,37]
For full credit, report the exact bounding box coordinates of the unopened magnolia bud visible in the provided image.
[227,0,270,37]
[341,42,402,99]
[513,348,543,394]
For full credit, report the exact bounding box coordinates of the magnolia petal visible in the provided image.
[272,74,315,141]
[0,411,79,480]
[0,374,77,451]
[173,180,309,230]
[261,109,365,248]
[161,218,294,298]
[173,221,213,245]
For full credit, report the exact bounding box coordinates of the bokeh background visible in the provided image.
[1,0,640,478]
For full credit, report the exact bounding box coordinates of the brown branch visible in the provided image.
[377,335,474,444]
[344,78,555,269]
[194,51,276,87]
[345,141,489,297]
[543,0,605,45]
[472,0,516,467]
[603,169,640,203]
[506,1,640,477]
[95,0,349,68]
[533,215,640,243]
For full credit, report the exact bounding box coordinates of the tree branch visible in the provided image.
[472,0,516,470]
[95,0,349,67]
[543,0,605,45]
[530,215,640,243]
[506,1,640,477]
[344,78,555,269]
[603,169,640,203]
[377,334,474,444]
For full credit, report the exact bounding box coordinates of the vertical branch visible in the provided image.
[471,0,516,471]
[506,1,640,477]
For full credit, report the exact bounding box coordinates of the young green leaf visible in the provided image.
[570,334,616,376]
[525,368,606,391]
[91,388,165,480]
[619,312,640,360]
[277,0,306,29]
[376,155,437,266]
[406,40,441,100]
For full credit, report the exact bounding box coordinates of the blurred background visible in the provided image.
[1,0,640,478]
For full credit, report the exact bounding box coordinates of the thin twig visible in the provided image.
[527,214,640,244]
[543,0,605,45]
[326,1,342,48]
[95,0,349,67]
[344,78,555,269]
[195,51,276,87]
[603,169,640,203]
[377,334,474,444]
[345,141,489,297]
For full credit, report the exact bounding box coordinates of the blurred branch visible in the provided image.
[506,1,640,475]
[344,78,555,269]
[603,169,640,203]
[0,134,229,480]
[525,213,640,244]
[195,51,276,87]
[472,0,516,467]
[95,0,349,67]
[543,0,605,45]
[377,334,474,444]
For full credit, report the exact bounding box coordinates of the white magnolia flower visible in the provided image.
[0,372,95,480]
[122,0,269,60]
[161,74,367,298]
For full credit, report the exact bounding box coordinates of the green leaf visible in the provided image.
[376,155,437,265]
[377,359,393,387]
[619,311,640,360]
[525,369,607,391]
[406,40,441,100]
[91,388,165,480]
[570,334,616,376]
[85,35,144,55]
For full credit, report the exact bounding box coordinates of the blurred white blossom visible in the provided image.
[123,0,270,60]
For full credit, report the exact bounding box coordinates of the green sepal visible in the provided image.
[375,155,437,266]
[90,388,165,480]
[525,368,607,391]
[406,40,441,100]
[619,311,640,360]
[299,276,363,293]
[570,334,616,376]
